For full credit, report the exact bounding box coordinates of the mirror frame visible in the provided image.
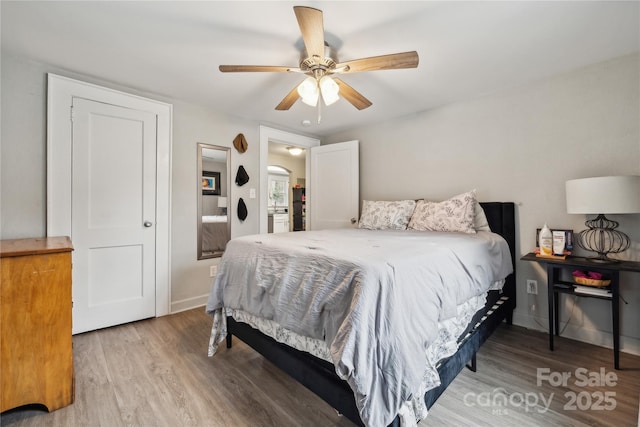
[197,143,231,260]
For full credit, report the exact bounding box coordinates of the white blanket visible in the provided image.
[206,229,512,426]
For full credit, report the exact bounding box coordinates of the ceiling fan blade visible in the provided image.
[293,6,325,61]
[275,84,301,110]
[219,65,296,73]
[336,51,419,73]
[334,78,372,110]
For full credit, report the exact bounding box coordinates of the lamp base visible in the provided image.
[583,255,622,264]
[576,214,630,263]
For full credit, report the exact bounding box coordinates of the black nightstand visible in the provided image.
[521,253,640,370]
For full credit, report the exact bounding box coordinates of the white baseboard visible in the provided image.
[512,310,640,356]
[170,294,209,314]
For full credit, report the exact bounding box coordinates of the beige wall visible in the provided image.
[169,100,259,310]
[325,53,640,354]
[0,53,262,313]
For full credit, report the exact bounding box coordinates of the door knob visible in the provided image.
[143,221,153,227]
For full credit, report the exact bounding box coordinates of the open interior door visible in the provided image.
[309,140,359,230]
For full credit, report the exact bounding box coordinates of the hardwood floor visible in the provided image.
[2,308,638,426]
[427,326,640,426]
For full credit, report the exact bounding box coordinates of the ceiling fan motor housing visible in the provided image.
[299,44,338,76]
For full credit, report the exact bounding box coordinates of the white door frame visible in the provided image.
[259,125,320,234]
[47,74,172,318]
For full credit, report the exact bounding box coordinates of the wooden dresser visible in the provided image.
[1,236,74,412]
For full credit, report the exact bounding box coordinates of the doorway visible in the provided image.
[259,126,320,234]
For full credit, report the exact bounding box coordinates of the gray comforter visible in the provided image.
[206,228,512,426]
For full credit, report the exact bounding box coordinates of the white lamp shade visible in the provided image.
[217,196,227,208]
[566,175,640,214]
[319,76,340,106]
[297,77,319,107]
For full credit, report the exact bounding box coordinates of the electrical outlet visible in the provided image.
[527,279,538,295]
[210,265,218,277]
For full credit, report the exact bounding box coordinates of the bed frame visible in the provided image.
[225,202,516,426]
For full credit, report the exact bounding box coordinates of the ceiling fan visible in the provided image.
[219,6,419,120]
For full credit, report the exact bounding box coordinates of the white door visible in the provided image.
[71,98,157,333]
[47,74,172,334]
[309,141,359,230]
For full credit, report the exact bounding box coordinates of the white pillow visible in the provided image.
[474,201,491,232]
[358,200,417,230]
[408,191,477,233]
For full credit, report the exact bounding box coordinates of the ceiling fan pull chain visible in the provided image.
[317,94,322,124]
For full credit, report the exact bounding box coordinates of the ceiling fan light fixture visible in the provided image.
[319,75,340,106]
[219,6,419,114]
[297,76,319,106]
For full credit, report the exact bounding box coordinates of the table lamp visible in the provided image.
[566,175,640,263]
[218,196,228,215]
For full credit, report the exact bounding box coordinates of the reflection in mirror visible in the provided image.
[197,143,230,259]
[267,165,290,233]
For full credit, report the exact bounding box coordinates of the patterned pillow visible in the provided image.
[358,200,417,230]
[408,191,477,233]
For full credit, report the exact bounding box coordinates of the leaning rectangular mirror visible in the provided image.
[197,143,230,259]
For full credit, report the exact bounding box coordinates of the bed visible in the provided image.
[206,201,516,426]
[202,215,229,254]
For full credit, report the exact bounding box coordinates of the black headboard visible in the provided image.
[479,202,516,307]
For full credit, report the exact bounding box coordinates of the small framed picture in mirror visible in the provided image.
[202,171,221,195]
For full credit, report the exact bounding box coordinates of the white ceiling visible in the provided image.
[2,1,638,137]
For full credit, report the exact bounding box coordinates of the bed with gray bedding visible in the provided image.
[202,215,228,254]
[206,202,515,426]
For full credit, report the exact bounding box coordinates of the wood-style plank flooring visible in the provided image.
[2,308,638,426]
